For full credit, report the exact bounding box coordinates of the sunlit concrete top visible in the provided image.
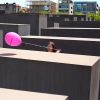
[21,36,100,42]
[0,23,29,25]
[45,27,100,30]
[0,48,99,66]
[0,88,68,100]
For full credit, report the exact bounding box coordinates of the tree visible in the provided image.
[95,12,100,21]
[87,13,95,21]
[88,12,100,21]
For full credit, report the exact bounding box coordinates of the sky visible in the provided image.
[0,0,100,7]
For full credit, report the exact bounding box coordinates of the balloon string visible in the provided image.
[10,38,13,46]
[22,42,60,51]
[22,42,48,49]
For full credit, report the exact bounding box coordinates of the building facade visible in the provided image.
[58,0,73,15]
[74,1,99,14]
[0,3,21,14]
[27,0,57,13]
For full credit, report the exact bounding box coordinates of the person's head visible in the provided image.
[47,41,56,52]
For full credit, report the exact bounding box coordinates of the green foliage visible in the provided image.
[87,13,95,20]
[39,10,49,14]
[95,14,100,21]
[54,11,67,15]
[88,12,100,21]
[39,10,69,15]
[73,12,84,15]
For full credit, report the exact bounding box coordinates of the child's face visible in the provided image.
[47,43,53,52]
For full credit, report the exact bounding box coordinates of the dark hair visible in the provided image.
[47,41,57,52]
[52,44,57,52]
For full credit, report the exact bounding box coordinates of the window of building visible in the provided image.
[59,5,61,8]
[5,3,9,9]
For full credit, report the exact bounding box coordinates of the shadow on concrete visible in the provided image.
[0,53,16,56]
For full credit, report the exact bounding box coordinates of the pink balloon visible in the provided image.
[5,32,22,46]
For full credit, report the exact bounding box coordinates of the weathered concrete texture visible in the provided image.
[41,28,100,38]
[0,88,68,100]
[47,15,90,27]
[0,23,30,36]
[4,36,100,56]
[39,15,47,36]
[0,14,39,35]
[89,60,100,100]
[59,21,100,28]
[0,30,3,47]
[0,48,99,100]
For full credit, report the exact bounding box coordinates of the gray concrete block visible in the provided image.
[41,27,100,38]
[0,30,3,47]
[4,36,100,56]
[0,23,30,36]
[0,48,99,100]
